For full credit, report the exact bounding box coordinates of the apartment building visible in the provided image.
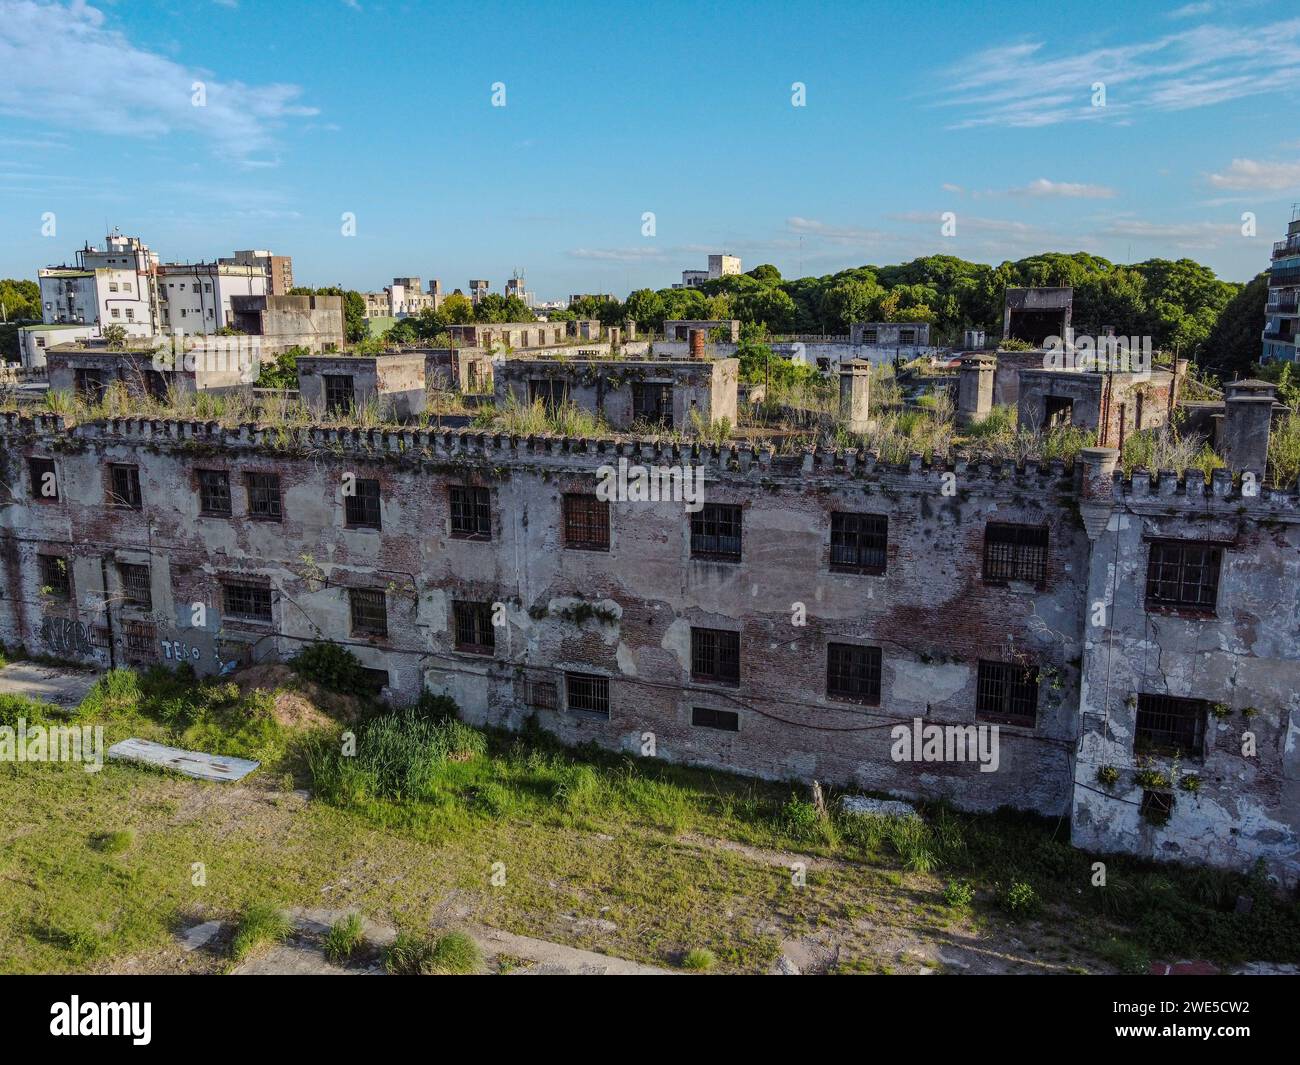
[1262,216,1300,364]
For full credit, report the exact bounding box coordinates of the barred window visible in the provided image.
[29,457,57,501]
[1135,694,1206,758]
[244,472,282,520]
[691,627,741,686]
[39,554,70,599]
[349,588,388,637]
[324,373,355,415]
[197,469,231,516]
[449,485,491,539]
[691,503,742,561]
[223,581,272,622]
[345,478,382,529]
[453,600,495,654]
[1145,540,1221,613]
[565,672,609,717]
[983,523,1048,585]
[830,512,887,574]
[826,643,882,704]
[525,678,557,711]
[109,464,142,509]
[692,706,739,732]
[632,382,673,427]
[118,563,152,610]
[1140,789,1174,826]
[975,659,1039,727]
[124,620,157,657]
[563,493,609,551]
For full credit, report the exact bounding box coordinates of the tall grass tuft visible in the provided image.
[230,902,292,961]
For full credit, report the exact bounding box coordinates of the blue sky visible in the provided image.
[1,0,1298,299]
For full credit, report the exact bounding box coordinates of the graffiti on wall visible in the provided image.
[39,616,97,657]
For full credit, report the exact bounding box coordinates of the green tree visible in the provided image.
[1200,272,1267,377]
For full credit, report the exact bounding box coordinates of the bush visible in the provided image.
[386,930,480,975]
[943,879,974,908]
[308,707,486,804]
[1000,881,1040,916]
[779,796,823,842]
[323,913,365,962]
[0,692,49,727]
[289,642,374,697]
[230,903,292,961]
[683,947,717,971]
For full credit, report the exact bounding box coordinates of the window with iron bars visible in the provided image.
[830,512,887,574]
[124,620,157,657]
[524,678,557,711]
[1134,694,1206,758]
[39,555,70,599]
[826,642,882,704]
[345,478,382,529]
[691,503,742,561]
[75,368,106,402]
[118,563,152,610]
[29,457,57,501]
[324,374,355,415]
[222,581,272,622]
[691,627,741,686]
[691,706,739,732]
[632,382,673,427]
[197,469,231,516]
[453,600,495,654]
[975,659,1039,727]
[565,672,610,717]
[1145,540,1221,613]
[563,493,610,551]
[449,485,491,539]
[349,588,388,637]
[244,472,282,521]
[983,523,1048,585]
[109,464,142,509]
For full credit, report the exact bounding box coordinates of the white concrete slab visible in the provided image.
[107,738,260,781]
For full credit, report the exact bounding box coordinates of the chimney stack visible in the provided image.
[956,353,996,428]
[1221,379,1279,476]
[689,328,706,360]
[839,359,872,434]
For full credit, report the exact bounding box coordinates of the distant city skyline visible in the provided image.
[2,0,1299,298]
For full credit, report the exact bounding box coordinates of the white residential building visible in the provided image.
[673,253,742,289]
[157,262,267,332]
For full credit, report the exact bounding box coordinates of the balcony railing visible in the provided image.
[1274,239,1300,259]
[1262,331,1296,343]
[1267,300,1299,313]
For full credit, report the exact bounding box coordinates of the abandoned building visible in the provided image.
[296,353,427,420]
[663,319,741,343]
[0,382,1296,883]
[848,322,931,349]
[226,293,346,354]
[494,356,739,430]
[445,322,571,349]
[1003,287,1073,346]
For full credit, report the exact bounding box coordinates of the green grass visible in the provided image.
[682,947,717,971]
[322,913,365,963]
[385,930,480,975]
[2,667,1299,975]
[89,829,135,854]
[230,902,293,962]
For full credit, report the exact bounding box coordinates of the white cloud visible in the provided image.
[785,217,887,244]
[933,18,1300,129]
[0,1,317,165]
[1008,178,1116,199]
[567,247,670,264]
[1169,2,1213,18]
[1207,158,1300,191]
[1098,218,1238,249]
[941,182,965,194]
